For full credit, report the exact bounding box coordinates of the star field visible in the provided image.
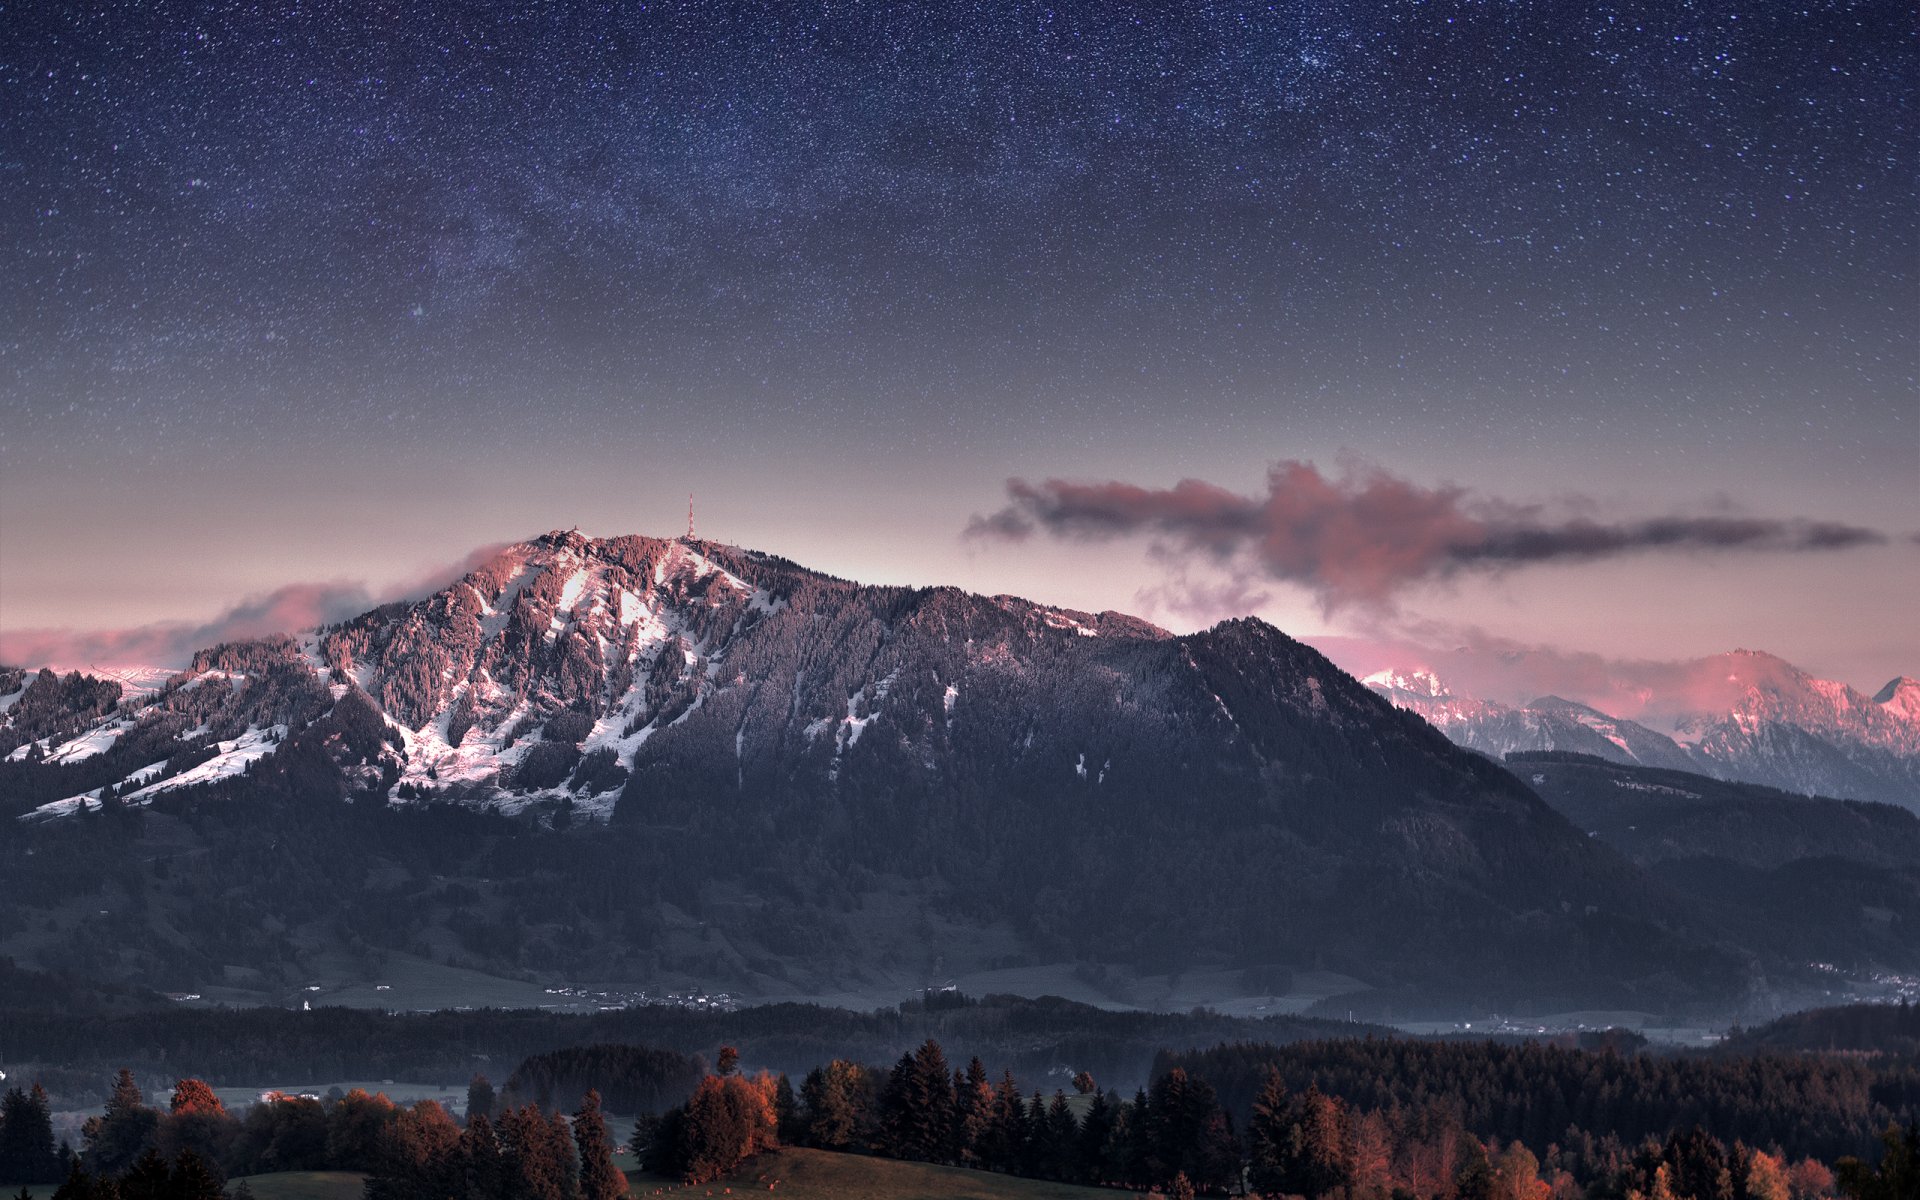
[1,2,1914,679]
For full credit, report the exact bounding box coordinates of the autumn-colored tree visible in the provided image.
[153,1080,235,1181]
[716,1046,741,1077]
[1493,1140,1553,1200]
[1787,1157,1836,1200]
[324,1089,399,1173]
[660,1073,780,1185]
[1746,1149,1792,1200]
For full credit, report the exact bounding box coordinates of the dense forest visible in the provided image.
[645,1036,1918,1198]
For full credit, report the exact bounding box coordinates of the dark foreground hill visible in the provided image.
[3,532,1747,1012]
[1515,752,1920,977]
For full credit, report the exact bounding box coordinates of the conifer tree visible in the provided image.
[0,1084,61,1183]
[955,1058,993,1166]
[466,1074,495,1124]
[572,1091,626,1200]
[81,1070,159,1178]
[460,1112,505,1200]
[1247,1066,1291,1196]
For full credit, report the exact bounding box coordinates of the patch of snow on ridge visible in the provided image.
[120,726,287,802]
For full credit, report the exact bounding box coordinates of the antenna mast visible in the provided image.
[687,494,696,541]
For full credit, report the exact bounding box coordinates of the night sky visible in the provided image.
[3,2,1914,691]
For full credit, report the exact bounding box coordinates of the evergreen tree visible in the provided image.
[772,1074,799,1144]
[168,1150,225,1200]
[982,1072,1028,1175]
[460,1112,506,1200]
[1287,1084,1350,1200]
[572,1090,626,1200]
[1044,1092,1078,1182]
[48,1159,113,1200]
[0,1084,61,1183]
[1836,1123,1920,1200]
[115,1150,172,1200]
[1247,1066,1292,1196]
[81,1070,158,1178]
[466,1074,495,1125]
[1076,1090,1117,1185]
[799,1061,872,1152]
[955,1058,993,1167]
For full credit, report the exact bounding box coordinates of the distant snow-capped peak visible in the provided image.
[1361,667,1451,699]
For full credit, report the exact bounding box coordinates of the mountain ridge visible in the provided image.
[0,528,1746,1011]
[1364,657,1920,811]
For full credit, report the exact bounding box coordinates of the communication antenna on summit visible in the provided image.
[686,494,696,542]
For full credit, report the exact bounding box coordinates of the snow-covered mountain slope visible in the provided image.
[1,531,1178,823]
[1364,657,1920,810]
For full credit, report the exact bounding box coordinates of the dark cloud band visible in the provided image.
[967,461,1886,609]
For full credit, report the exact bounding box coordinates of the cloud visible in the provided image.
[0,582,374,671]
[968,459,1886,611]
[0,541,517,671]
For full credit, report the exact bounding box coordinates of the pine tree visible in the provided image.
[1247,1066,1292,1196]
[572,1091,626,1200]
[1076,1090,1117,1185]
[169,1150,225,1200]
[81,1069,159,1178]
[466,1074,495,1125]
[461,1112,506,1200]
[0,1084,61,1183]
[955,1058,993,1166]
[1292,1084,1350,1200]
[1045,1092,1078,1181]
[116,1149,173,1200]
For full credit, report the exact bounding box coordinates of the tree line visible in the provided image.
[640,1038,1918,1199]
[0,1069,626,1200]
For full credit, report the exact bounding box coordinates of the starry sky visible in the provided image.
[3,1,1914,693]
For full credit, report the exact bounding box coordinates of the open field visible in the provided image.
[207,1079,471,1113]
[627,1146,1132,1199]
[7,1151,1132,1200]
[229,1172,372,1199]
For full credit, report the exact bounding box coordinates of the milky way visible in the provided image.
[2,2,1914,680]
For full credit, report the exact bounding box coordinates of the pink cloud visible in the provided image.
[0,542,516,671]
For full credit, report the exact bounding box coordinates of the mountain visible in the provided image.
[0,530,1740,1013]
[1511,752,1920,999]
[1361,671,1699,773]
[1363,658,1920,811]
